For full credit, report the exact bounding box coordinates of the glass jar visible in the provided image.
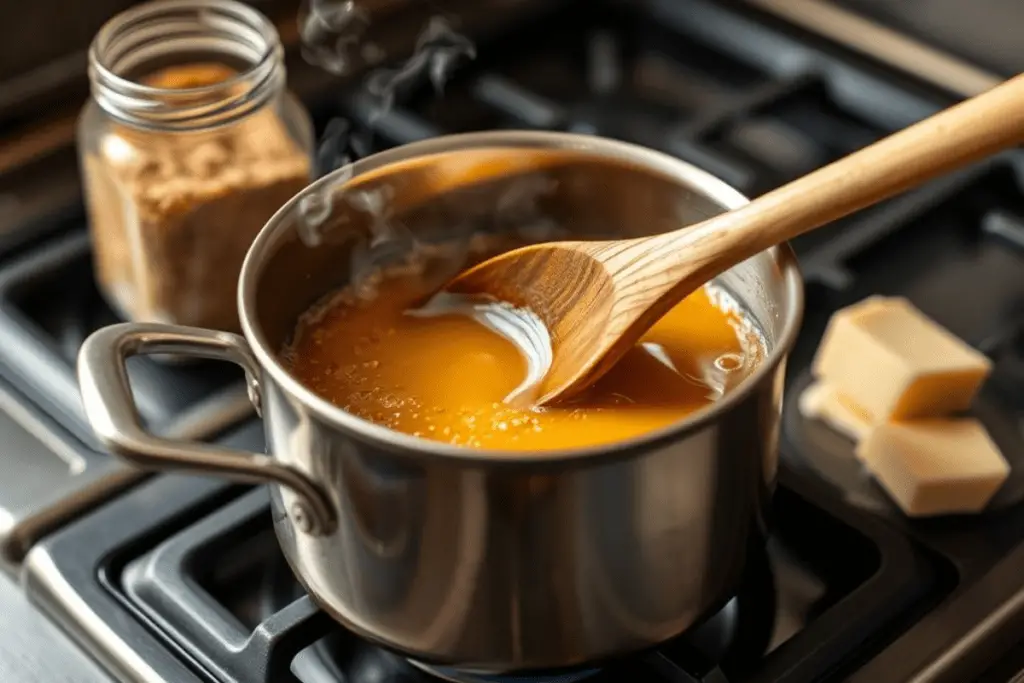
[78,0,313,331]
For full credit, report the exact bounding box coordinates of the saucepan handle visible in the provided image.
[77,323,335,536]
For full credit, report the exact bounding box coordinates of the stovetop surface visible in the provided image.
[3,0,1024,682]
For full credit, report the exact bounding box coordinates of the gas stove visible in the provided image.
[1,1,1023,682]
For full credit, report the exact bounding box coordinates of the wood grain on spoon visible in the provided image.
[447,73,1024,406]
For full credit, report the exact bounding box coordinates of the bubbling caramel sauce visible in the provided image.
[285,274,764,452]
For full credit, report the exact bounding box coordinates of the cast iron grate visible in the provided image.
[0,233,253,450]
[111,462,940,683]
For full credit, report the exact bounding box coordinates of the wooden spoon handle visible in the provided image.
[672,72,1024,277]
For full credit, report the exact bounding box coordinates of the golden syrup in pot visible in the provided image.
[284,278,763,452]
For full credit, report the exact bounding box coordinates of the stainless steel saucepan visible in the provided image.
[77,131,803,673]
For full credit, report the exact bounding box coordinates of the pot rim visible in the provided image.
[238,130,804,465]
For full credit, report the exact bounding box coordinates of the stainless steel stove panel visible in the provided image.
[0,571,112,683]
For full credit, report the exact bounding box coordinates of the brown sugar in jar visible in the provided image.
[79,2,312,331]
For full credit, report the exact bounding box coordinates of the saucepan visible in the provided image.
[76,130,803,673]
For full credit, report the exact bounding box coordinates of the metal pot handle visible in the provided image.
[77,323,335,536]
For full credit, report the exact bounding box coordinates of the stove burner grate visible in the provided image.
[408,661,601,683]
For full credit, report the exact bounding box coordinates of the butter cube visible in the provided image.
[856,419,1009,516]
[799,381,874,442]
[813,297,991,423]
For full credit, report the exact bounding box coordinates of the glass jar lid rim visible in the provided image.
[87,0,285,129]
[89,0,281,94]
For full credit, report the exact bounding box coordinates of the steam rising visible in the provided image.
[315,118,371,175]
[296,2,477,257]
[291,2,568,318]
[293,3,566,357]
[299,0,371,76]
[364,16,476,116]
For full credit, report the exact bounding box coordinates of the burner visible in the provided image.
[280,532,774,682]
[407,662,600,683]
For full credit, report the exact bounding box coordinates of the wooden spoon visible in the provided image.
[446,73,1024,406]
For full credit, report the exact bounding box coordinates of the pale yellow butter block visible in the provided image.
[855,419,1009,516]
[813,297,992,423]
[798,381,874,442]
